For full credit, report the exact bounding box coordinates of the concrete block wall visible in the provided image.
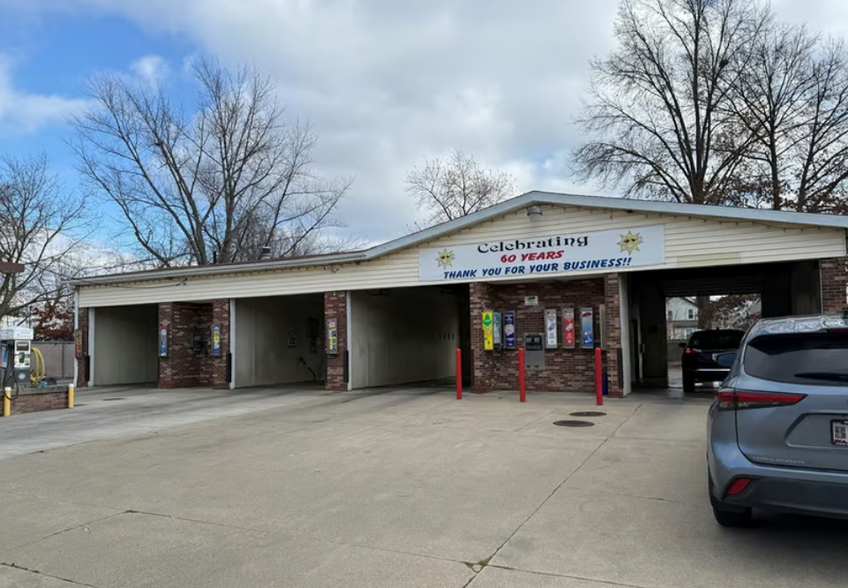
[469,277,618,394]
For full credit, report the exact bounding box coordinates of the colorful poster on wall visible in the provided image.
[74,329,83,358]
[544,309,558,349]
[327,318,338,354]
[418,225,666,282]
[482,311,494,351]
[493,312,502,347]
[581,308,594,349]
[211,324,222,356]
[503,311,516,350]
[159,327,168,357]
[562,308,575,349]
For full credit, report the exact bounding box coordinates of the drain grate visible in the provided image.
[553,420,595,428]
[570,411,607,418]
[102,398,125,402]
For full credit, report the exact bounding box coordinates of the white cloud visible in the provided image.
[0,55,92,136]
[130,54,169,87]
[3,0,843,242]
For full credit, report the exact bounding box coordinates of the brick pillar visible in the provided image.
[158,302,223,389]
[469,282,497,393]
[211,299,230,389]
[604,273,624,398]
[75,307,89,388]
[158,302,177,388]
[324,291,347,391]
[821,256,848,314]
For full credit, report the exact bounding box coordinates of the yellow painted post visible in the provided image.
[3,387,10,418]
[68,384,75,409]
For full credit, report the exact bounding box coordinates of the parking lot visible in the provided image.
[1,387,845,588]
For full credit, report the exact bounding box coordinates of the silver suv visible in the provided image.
[707,313,848,526]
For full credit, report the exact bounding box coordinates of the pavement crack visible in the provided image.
[0,562,100,587]
[1,510,126,554]
[122,509,267,535]
[514,408,557,432]
[486,564,650,588]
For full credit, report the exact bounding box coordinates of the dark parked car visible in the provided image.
[681,329,745,392]
[707,314,848,526]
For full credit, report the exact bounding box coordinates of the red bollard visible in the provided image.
[519,348,526,403]
[594,347,603,406]
[456,348,462,400]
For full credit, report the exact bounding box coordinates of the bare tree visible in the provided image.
[727,26,848,213]
[725,24,817,210]
[788,40,848,213]
[0,155,87,325]
[405,149,515,228]
[70,58,351,266]
[573,0,768,204]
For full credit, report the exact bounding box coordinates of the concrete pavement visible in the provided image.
[0,385,326,459]
[1,387,845,588]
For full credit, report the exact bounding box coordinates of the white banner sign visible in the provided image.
[419,225,665,282]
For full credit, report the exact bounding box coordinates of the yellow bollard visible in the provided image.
[68,384,74,409]
[3,387,10,418]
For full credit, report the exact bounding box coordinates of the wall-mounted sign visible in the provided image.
[482,311,494,351]
[581,308,594,349]
[418,225,666,282]
[562,308,575,349]
[544,309,558,349]
[503,311,516,350]
[288,330,297,348]
[159,327,168,357]
[493,312,502,347]
[524,295,539,307]
[74,329,83,358]
[211,324,222,356]
[327,318,339,354]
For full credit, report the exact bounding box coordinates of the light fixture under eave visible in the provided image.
[526,205,543,217]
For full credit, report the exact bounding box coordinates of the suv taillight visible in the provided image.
[716,388,807,410]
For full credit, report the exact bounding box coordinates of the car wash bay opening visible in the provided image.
[73,192,848,397]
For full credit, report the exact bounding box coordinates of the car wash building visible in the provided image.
[72,192,848,397]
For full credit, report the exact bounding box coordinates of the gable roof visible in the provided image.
[72,190,848,286]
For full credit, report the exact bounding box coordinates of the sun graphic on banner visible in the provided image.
[436,248,455,268]
[618,231,643,255]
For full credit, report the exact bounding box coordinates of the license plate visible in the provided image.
[832,420,848,446]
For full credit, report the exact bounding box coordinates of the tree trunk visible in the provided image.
[697,295,711,329]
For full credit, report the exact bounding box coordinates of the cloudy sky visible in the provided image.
[0,0,846,246]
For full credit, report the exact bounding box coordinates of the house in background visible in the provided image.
[666,297,698,340]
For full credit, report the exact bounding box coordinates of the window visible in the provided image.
[667,310,673,320]
[745,333,848,386]
[690,330,744,349]
[687,308,695,320]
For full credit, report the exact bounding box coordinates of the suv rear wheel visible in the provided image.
[708,472,753,527]
[682,372,695,393]
[711,498,753,527]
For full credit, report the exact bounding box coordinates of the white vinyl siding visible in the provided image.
[79,205,846,308]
